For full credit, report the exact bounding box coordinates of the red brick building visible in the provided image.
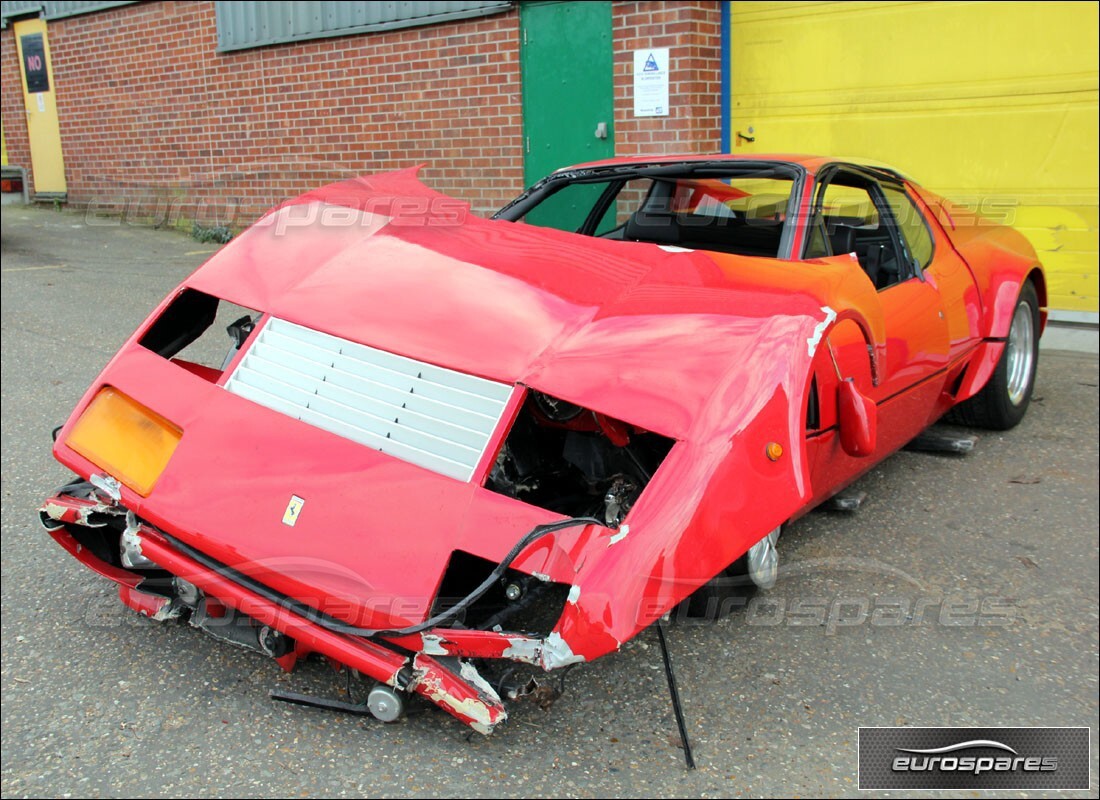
[1,1,722,225]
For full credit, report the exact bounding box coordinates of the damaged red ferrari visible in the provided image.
[41,155,1044,736]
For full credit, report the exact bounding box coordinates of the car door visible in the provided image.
[885,182,983,364]
[802,166,951,490]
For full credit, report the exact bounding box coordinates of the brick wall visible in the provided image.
[0,1,524,224]
[0,1,721,227]
[613,1,722,156]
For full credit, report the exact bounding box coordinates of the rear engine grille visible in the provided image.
[224,317,513,481]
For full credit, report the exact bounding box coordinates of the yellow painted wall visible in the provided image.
[729,1,1099,313]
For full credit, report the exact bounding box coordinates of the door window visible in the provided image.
[806,170,913,290]
[880,185,935,269]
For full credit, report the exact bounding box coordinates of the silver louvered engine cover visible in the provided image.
[224,317,513,481]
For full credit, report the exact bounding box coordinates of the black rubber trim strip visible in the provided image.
[159,516,602,639]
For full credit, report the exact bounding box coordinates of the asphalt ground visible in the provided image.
[2,205,1098,798]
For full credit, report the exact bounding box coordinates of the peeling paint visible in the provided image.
[500,636,542,665]
[410,656,506,735]
[530,571,551,583]
[41,502,67,521]
[806,306,838,357]
[608,524,630,546]
[419,633,449,656]
[459,660,502,704]
[540,632,586,670]
[566,584,581,604]
[41,493,122,528]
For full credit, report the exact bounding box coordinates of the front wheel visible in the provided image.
[678,525,782,620]
[951,280,1039,430]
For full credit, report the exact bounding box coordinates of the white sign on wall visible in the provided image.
[633,48,670,117]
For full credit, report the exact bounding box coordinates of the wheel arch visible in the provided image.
[1027,266,1048,334]
[984,265,1046,340]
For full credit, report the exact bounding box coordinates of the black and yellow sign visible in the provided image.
[20,33,49,93]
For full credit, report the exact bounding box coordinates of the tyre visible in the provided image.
[950,280,1039,430]
[677,525,781,621]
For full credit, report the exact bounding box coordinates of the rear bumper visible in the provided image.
[40,487,582,735]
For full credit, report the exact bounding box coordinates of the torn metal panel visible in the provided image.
[40,482,123,527]
[118,584,181,622]
[409,655,507,735]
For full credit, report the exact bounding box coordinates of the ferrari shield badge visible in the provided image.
[282,495,305,527]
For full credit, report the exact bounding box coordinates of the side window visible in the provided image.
[520,182,607,233]
[807,171,909,290]
[822,181,880,227]
[881,185,934,269]
[817,180,880,258]
[593,179,656,237]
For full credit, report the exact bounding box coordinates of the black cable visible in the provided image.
[656,618,696,770]
[159,516,602,640]
[365,515,603,637]
[558,663,577,695]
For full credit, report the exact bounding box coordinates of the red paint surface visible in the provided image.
[43,157,1044,730]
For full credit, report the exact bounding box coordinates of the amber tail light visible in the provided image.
[66,387,182,496]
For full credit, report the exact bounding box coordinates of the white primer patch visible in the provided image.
[806,306,837,357]
[501,637,542,665]
[608,524,630,546]
[459,660,503,703]
[540,632,587,669]
[419,634,449,657]
[566,585,581,604]
[411,657,505,735]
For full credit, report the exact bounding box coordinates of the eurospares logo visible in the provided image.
[858,727,1090,790]
[893,738,1057,774]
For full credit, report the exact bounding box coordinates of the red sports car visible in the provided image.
[41,155,1044,735]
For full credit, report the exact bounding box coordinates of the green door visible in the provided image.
[521,1,614,227]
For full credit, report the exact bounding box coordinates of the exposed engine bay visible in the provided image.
[486,391,674,527]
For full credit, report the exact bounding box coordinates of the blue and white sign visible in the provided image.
[633,48,670,117]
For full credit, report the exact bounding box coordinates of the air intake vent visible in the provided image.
[224,318,513,481]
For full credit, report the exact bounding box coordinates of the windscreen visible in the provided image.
[504,165,797,259]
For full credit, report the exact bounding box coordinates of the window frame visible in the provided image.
[880,183,937,272]
[494,160,807,260]
[804,163,927,289]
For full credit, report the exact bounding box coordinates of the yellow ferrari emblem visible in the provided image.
[282,495,305,527]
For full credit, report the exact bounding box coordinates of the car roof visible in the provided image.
[559,153,914,182]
